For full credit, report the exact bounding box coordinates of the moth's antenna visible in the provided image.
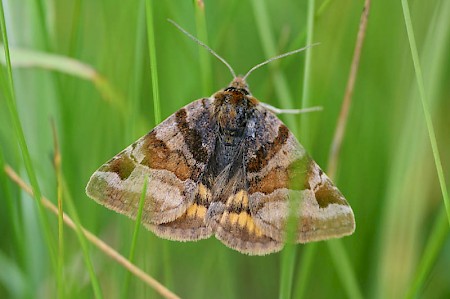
[242,43,320,81]
[168,19,237,79]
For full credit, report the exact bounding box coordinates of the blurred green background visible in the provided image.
[1,0,449,298]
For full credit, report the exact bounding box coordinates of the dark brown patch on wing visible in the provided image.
[175,108,208,164]
[248,167,288,194]
[140,131,196,181]
[247,125,290,173]
[248,156,312,195]
[102,154,136,180]
[315,181,348,208]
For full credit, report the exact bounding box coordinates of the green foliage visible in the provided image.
[1,0,449,298]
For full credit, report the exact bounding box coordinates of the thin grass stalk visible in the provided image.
[405,208,449,298]
[322,1,371,298]
[127,0,146,140]
[4,165,181,299]
[194,0,213,94]
[327,0,371,179]
[249,0,296,131]
[122,175,149,298]
[316,0,333,17]
[0,0,57,271]
[51,121,65,299]
[299,0,315,148]
[298,0,370,297]
[400,0,450,226]
[293,243,317,299]
[145,0,161,125]
[67,0,82,57]
[34,0,53,50]
[146,1,174,289]
[61,180,103,298]
[327,240,363,299]
[279,1,316,298]
[402,1,450,296]
[0,140,26,269]
[279,0,316,297]
[279,236,297,299]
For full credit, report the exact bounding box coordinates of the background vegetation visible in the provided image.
[1,0,449,298]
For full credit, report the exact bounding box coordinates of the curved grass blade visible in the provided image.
[401,0,449,226]
[0,45,126,115]
[0,0,57,273]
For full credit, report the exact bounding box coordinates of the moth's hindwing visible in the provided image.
[86,98,216,241]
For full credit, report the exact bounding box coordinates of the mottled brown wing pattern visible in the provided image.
[86,77,355,255]
[86,98,217,240]
[208,156,284,254]
[215,188,284,255]
[245,107,355,246]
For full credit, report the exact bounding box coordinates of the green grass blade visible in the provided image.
[279,1,316,298]
[127,0,146,140]
[0,142,26,269]
[0,45,126,114]
[146,1,173,288]
[145,0,161,125]
[0,251,27,298]
[327,240,363,299]
[122,175,148,298]
[0,0,57,272]
[401,0,449,226]
[61,178,103,299]
[316,0,333,17]
[279,202,298,299]
[34,0,53,50]
[194,0,213,94]
[279,243,297,299]
[52,123,65,299]
[292,243,317,299]
[249,0,296,131]
[299,0,315,148]
[405,208,450,298]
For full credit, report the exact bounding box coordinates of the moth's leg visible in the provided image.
[260,102,322,115]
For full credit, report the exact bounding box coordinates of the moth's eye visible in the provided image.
[224,87,236,92]
[240,88,249,95]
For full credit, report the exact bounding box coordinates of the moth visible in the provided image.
[86,21,355,255]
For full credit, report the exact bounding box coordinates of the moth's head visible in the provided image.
[215,76,258,109]
[213,78,258,133]
[227,77,251,95]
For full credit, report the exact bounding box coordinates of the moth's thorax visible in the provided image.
[213,78,259,145]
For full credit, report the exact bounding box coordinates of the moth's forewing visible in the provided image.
[86,98,217,240]
[243,106,355,245]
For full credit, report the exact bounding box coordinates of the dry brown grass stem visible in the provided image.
[4,165,181,299]
[327,0,371,179]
